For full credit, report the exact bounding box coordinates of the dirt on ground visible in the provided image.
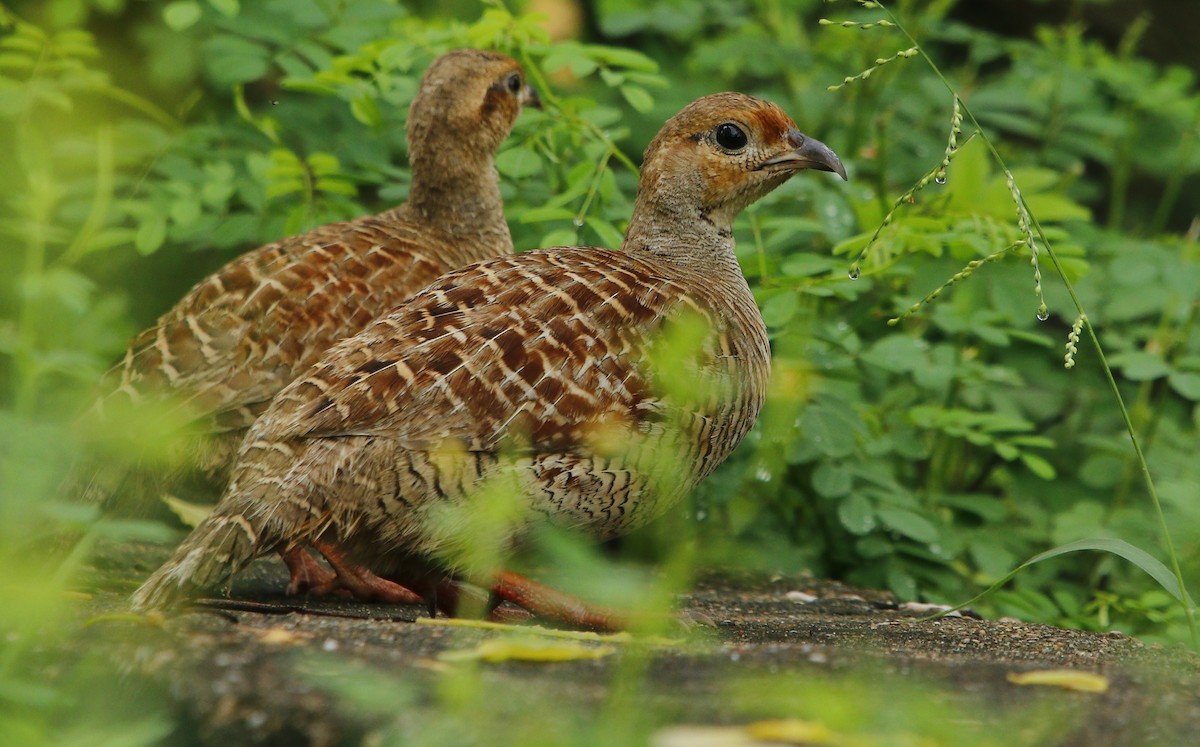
[71,543,1200,746]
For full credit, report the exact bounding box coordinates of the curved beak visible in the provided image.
[521,84,542,110]
[759,130,847,180]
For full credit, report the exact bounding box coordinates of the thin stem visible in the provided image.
[60,125,115,266]
[748,211,769,283]
[573,147,613,226]
[1150,99,1200,235]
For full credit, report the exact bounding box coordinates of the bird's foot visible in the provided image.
[283,541,424,605]
[282,546,339,595]
[313,540,425,604]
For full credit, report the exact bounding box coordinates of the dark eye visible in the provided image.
[714,122,748,151]
[506,73,522,94]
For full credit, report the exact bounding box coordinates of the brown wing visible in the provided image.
[103,215,465,430]
[254,249,684,454]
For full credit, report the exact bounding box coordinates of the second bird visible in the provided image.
[82,49,538,503]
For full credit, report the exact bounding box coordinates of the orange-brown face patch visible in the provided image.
[480,84,519,120]
[747,103,797,148]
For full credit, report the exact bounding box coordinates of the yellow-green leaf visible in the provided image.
[439,638,615,663]
[746,718,839,744]
[1006,669,1109,693]
[162,494,214,528]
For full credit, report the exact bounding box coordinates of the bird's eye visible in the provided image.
[506,73,522,94]
[714,122,748,151]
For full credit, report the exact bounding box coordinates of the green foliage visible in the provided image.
[686,0,1200,645]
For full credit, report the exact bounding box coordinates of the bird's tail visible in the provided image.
[130,505,266,611]
[129,435,323,611]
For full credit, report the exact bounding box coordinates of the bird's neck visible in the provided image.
[388,147,511,253]
[621,199,741,277]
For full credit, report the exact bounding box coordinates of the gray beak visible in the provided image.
[521,85,542,110]
[759,130,848,180]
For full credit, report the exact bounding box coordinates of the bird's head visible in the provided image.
[635,93,846,230]
[408,49,540,154]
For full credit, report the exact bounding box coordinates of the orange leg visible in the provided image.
[489,570,627,631]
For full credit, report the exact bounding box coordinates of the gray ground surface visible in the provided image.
[75,543,1200,746]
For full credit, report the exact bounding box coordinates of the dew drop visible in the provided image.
[572,216,584,227]
[848,265,861,280]
[271,100,279,106]
[934,175,946,185]
[1037,308,1050,322]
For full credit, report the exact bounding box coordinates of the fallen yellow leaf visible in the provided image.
[257,627,307,645]
[162,494,214,528]
[746,719,839,744]
[1006,669,1109,693]
[440,638,615,663]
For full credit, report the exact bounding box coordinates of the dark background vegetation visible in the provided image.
[1,0,1198,740]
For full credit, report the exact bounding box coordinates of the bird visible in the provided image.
[76,49,539,523]
[130,92,847,626]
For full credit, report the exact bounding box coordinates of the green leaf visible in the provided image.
[837,493,875,535]
[876,507,938,543]
[586,45,658,72]
[163,1,202,31]
[780,253,836,278]
[1168,371,1200,400]
[203,35,270,85]
[585,217,623,249]
[306,152,340,175]
[540,229,578,249]
[799,398,863,458]
[1019,452,1057,480]
[496,146,544,179]
[619,84,654,113]
[812,461,852,498]
[1028,539,1195,609]
[936,538,1197,620]
[208,0,240,17]
[519,207,576,224]
[969,539,1017,578]
[860,335,927,373]
[759,290,798,328]
[1109,351,1170,381]
[350,95,382,128]
[135,214,166,255]
[162,497,213,533]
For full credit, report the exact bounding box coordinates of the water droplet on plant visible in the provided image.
[848,265,860,280]
[934,175,946,185]
[572,216,584,227]
[271,100,279,106]
[1037,308,1050,321]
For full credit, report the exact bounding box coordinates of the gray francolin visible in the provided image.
[79,50,538,508]
[131,92,846,626]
